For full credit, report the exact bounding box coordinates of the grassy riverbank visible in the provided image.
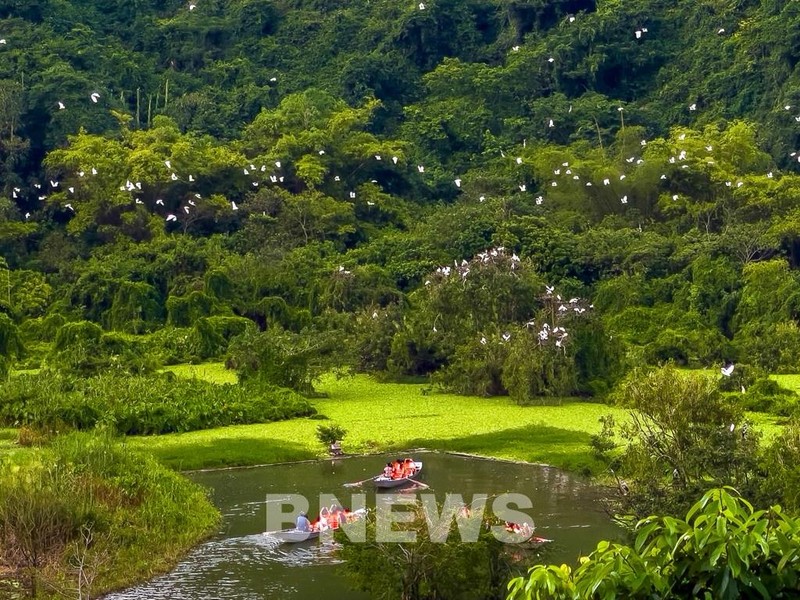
[0,432,219,599]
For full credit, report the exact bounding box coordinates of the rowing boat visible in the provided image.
[373,461,423,488]
[265,508,367,543]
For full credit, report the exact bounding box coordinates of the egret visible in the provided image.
[165,160,171,169]
[350,191,356,198]
[419,2,425,8]
[454,178,461,187]
[68,187,74,193]
[689,103,696,111]
[188,200,195,206]
[318,150,325,155]
[64,203,74,211]
[635,30,642,39]
[569,16,575,23]
[375,155,381,161]
[619,174,626,180]
[392,156,399,164]
[603,178,610,185]
[550,181,557,187]
[50,180,59,188]
[183,206,190,214]
[367,200,375,206]
[275,161,281,168]
[768,172,773,178]
[91,168,97,175]
[166,214,177,221]
[135,199,144,205]
[548,57,555,63]
[705,145,713,151]
[535,196,543,205]
[479,195,485,202]
[269,77,277,82]
[171,173,178,181]
[548,119,554,128]
[717,28,725,34]
[516,157,522,164]
[617,106,624,112]
[156,199,164,206]
[57,101,65,110]
[24,212,30,219]
[672,194,679,200]
[334,175,340,181]
[502,332,511,342]
[252,182,258,187]
[243,168,249,175]
[417,165,425,173]
[188,175,195,182]
[480,337,487,345]
[90,92,100,103]
[721,364,734,377]
[512,45,520,52]
[620,195,628,204]
[660,174,667,180]
[231,201,238,210]
[189,3,196,9]
[0,39,6,44]
[519,184,527,191]
[586,182,593,186]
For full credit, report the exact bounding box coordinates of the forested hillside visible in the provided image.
[2,0,800,397]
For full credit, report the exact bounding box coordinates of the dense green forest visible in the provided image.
[4,0,800,597]
[1,0,800,399]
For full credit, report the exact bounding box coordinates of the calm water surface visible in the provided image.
[107,452,623,600]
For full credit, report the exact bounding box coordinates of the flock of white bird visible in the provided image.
[3,7,800,224]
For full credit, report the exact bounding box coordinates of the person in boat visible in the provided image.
[392,459,404,479]
[295,511,311,532]
[403,458,416,477]
[383,462,393,478]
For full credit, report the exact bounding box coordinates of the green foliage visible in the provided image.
[612,366,760,517]
[508,487,800,600]
[0,370,315,435]
[0,431,219,597]
[226,325,346,394]
[315,423,346,447]
[0,312,23,380]
[48,321,157,375]
[741,378,799,416]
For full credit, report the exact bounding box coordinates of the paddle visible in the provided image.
[344,476,378,488]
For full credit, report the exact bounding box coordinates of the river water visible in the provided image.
[107,452,623,600]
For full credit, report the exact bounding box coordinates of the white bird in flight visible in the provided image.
[166,214,177,221]
[90,92,100,103]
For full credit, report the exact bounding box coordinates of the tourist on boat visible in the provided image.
[383,463,393,477]
[295,512,311,532]
[392,459,404,479]
[403,458,415,477]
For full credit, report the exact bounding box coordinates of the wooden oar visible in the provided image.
[344,475,378,487]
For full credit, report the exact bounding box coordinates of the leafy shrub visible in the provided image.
[47,322,158,375]
[316,423,346,447]
[0,370,316,435]
[508,488,800,600]
[741,378,799,416]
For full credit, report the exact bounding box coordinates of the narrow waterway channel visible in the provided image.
[107,452,623,599]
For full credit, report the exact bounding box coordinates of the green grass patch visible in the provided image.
[160,362,238,384]
[130,373,628,473]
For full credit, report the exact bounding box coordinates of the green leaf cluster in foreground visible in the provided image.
[0,431,219,598]
[508,487,800,600]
